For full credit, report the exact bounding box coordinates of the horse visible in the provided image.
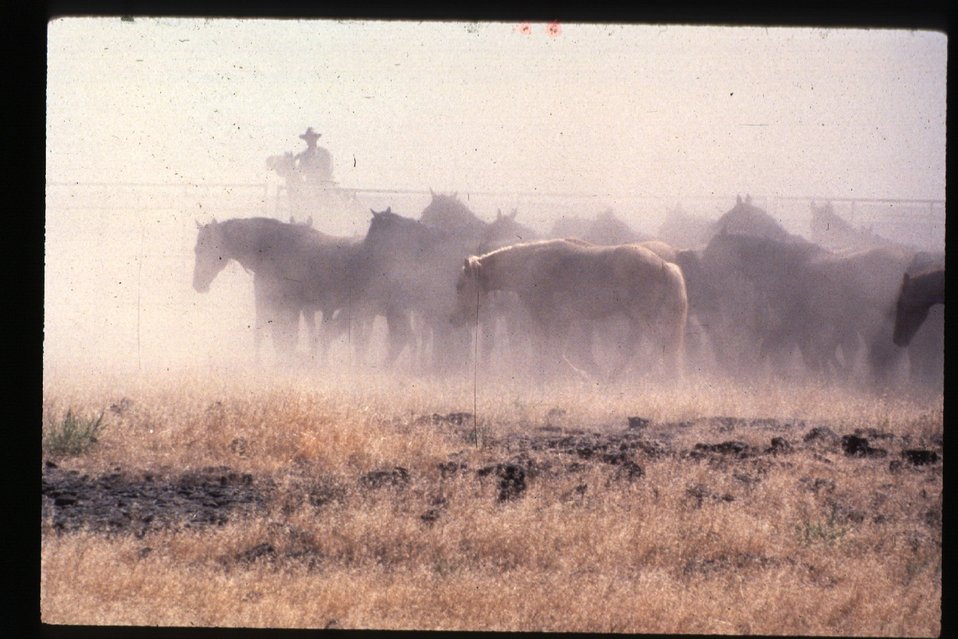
[711,195,790,242]
[810,201,914,253]
[549,208,650,246]
[549,238,690,378]
[897,252,945,389]
[796,247,913,385]
[356,207,473,372]
[451,239,688,381]
[419,194,551,372]
[893,269,944,347]
[192,216,336,364]
[694,231,830,380]
[419,190,488,241]
[658,204,713,249]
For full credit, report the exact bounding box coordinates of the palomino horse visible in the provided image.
[893,269,944,347]
[473,209,542,370]
[419,194,543,372]
[451,239,688,381]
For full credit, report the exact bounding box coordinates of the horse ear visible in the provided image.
[497,209,503,220]
[307,216,313,227]
[510,208,518,219]
[211,217,218,225]
[429,188,435,197]
[745,194,752,204]
[386,206,392,214]
[736,194,742,205]
[370,208,379,217]
[196,220,203,229]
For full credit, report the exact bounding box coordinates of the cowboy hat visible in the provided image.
[299,127,323,141]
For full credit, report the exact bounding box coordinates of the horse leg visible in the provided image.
[906,307,944,390]
[355,312,377,368]
[667,311,687,381]
[252,284,269,366]
[602,321,641,382]
[384,310,413,368]
[271,307,300,368]
[302,307,319,364]
[478,304,497,369]
[253,309,265,367]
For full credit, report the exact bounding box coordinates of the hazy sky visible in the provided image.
[48,18,945,200]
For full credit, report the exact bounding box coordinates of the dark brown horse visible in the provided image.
[894,269,944,347]
[357,207,474,371]
[711,195,789,241]
[694,231,829,379]
[192,217,336,364]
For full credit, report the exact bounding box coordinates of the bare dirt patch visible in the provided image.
[42,416,942,543]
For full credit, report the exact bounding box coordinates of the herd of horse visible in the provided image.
[191,193,944,389]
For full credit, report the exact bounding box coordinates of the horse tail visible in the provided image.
[665,262,689,379]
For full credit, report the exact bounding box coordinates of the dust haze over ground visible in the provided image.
[44,19,945,379]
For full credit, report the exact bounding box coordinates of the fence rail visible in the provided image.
[45,181,945,250]
[48,181,945,209]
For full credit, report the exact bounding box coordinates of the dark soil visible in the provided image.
[42,464,272,537]
[42,416,941,538]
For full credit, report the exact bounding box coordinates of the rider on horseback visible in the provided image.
[294,127,334,185]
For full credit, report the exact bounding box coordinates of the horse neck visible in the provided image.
[910,270,945,306]
[425,201,485,236]
[479,243,542,292]
[221,219,276,271]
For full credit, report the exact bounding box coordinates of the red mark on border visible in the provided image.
[516,23,532,35]
[546,21,561,37]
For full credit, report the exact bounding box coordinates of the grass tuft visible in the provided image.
[43,407,105,457]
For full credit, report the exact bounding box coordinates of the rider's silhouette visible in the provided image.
[294,127,333,184]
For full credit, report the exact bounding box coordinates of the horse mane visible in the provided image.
[366,207,446,248]
[473,238,546,260]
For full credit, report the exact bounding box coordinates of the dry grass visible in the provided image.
[41,363,942,634]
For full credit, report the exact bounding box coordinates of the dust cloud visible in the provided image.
[44,20,946,386]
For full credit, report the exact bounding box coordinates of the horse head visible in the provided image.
[192,218,230,293]
[894,273,917,346]
[451,255,483,327]
[481,208,536,253]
